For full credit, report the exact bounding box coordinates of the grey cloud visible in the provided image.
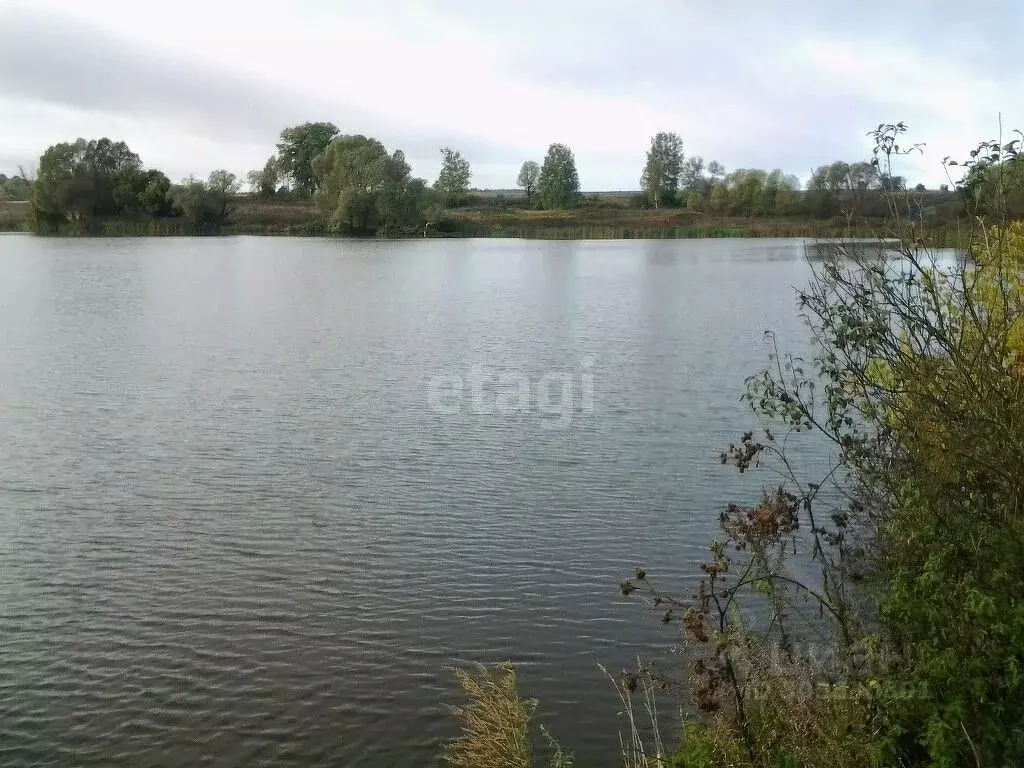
[0,0,1019,187]
[0,4,510,178]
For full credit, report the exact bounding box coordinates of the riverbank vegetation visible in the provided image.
[444,124,1024,767]
[0,121,976,240]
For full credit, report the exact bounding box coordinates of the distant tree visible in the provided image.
[641,131,684,207]
[31,138,143,230]
[709,182,730,214]
[313,134,429,234]
[722,168,769,215]
[247,156,281,199]
[434,147,471,207]
[171,170,240,234]
[762,169,802,216]
[806,160,880,218]
[0,173,30,201]
[516,160,540,202]
[680,156,728,212]
[207,169,241,221]
[276,122,339,198]
[680,156,706,191]
[915,182,927,192]
[880,173,905,193]
[135,170,174,217]
[113,168,174,217]
[537,143,580,210]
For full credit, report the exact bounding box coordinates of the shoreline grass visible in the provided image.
[1,198,970,246]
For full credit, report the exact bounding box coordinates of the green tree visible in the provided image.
[136,170,174,217]
[276,121,339,198]
[722,168,768,215]
[806,160,880,218]
[207,169,241,221]
[113,168,174,218]
[680,156,727,212]
[516,161,540,202]
[313,134,428,234]
[0,173,30,201]
[537,143,580,210]
[762,169,802,216]
[170,170,240,234]
[680,156,706,191]
[960,151,1024,220]
[247,156,281,199]
[31,138,143,231]
[434,147,471,207]
[641,131,684,207]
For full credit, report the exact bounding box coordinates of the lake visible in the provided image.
[0,235,817,767]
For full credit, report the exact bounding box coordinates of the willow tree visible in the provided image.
[313,134,429,234]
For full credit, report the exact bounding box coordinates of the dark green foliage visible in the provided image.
[30,137,167,232]
[170,171,240,234]
[276,121,339,198]
[118,168,175,218]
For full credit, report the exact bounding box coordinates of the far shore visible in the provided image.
[0,197,966,246]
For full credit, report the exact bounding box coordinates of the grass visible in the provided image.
[0,200,30,231]
[1,198,971,245]
[444,663,537,768]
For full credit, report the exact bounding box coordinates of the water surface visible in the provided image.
[0,236,815,767]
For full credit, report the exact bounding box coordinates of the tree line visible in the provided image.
[0,172,31,201]
[17,122,985,235]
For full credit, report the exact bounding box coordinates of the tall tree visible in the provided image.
[276,122,339,198]
[516,161,540,201]
[434,147,471,207]
[313,134,428,234]
[641,131,684,207]
[537,143,580,210]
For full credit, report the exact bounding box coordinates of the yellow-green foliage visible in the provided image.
[444,663,536,768]
[972,221,1024,366]
[869,222,1024,764]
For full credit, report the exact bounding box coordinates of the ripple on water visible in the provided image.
[0,236,817,767]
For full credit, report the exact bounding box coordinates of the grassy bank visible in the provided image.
[443,205,965,244]
[2,197,969,245]
[0,200,30,231]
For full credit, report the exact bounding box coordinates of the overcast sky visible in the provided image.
[1,0,1021,189]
